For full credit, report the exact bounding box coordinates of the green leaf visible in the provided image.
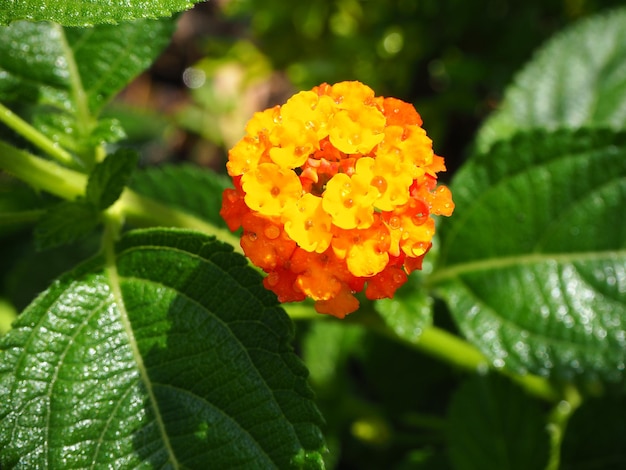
[32,115,127,153]
[434,129,626,382]
[0,177,45,236]
[0,20,174,157]
[131,163,233,229]
[0,299,17,335]
[375,272,433,344]
[447,374,550,470]
[0,0,201,26]
[34,200,100,250]
[0,228,325,468]
[302,320,365,393]
[1,232,100,311]
[86,149,139,209]
[561,395,626,469]
[477,7,626,152]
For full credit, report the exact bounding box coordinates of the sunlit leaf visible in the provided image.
[0,20,174,156]
[0,0,201,26]
[0,228,325,468]
[434,129,626,382]
[477,7,626,151]
[0,299,17,335]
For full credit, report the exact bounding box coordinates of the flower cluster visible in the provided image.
[220,81,453,318]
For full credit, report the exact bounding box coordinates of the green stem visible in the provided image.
[0,209,45,226]
[545,385,582,470]
[116,190,242,253]
[414,327,559,402]
[55,24,95,166]
[506,370,561,403]
[357,305,561,402]
[355,306,487,371]
[290,297,562,402]
[0,140,85,199]
[0,102,76,167]
[412,326,489,371]
[0,141,241,252]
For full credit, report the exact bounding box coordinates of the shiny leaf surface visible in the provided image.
[0,20,174,156]
[0,228,324,468]
[0,0,201,26]
[434,129,626,382]
[477,7,626,151]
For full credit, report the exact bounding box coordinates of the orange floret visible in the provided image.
[221,80,453,318]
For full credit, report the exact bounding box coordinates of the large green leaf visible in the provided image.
[0,228,324,468]
[477,7,626,152]
[434,129,626,382]
[447,374,550,470]
[0,0,201,26]
[0,20,174,156]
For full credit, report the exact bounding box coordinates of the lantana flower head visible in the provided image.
[221,81,454,318]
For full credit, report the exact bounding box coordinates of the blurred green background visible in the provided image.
[114,0,622,178]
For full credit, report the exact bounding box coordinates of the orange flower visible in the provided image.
[221,81,454,318]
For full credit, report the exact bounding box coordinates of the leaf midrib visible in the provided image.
[454,273,618,355]
[103,236,181,469]
[430,248,626,285]
[55,23,92,139]
[115,241,290,467]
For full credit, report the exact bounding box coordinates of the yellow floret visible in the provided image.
[241,162,302,217]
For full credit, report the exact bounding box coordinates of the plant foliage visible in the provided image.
[0,0,204,26]
[0,3,625,470]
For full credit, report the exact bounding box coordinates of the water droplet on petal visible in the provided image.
[266,272,280,286]
[371,176,387,193]
[264,225,280,239]
[388,216,401,229]
[411,213,427,226]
